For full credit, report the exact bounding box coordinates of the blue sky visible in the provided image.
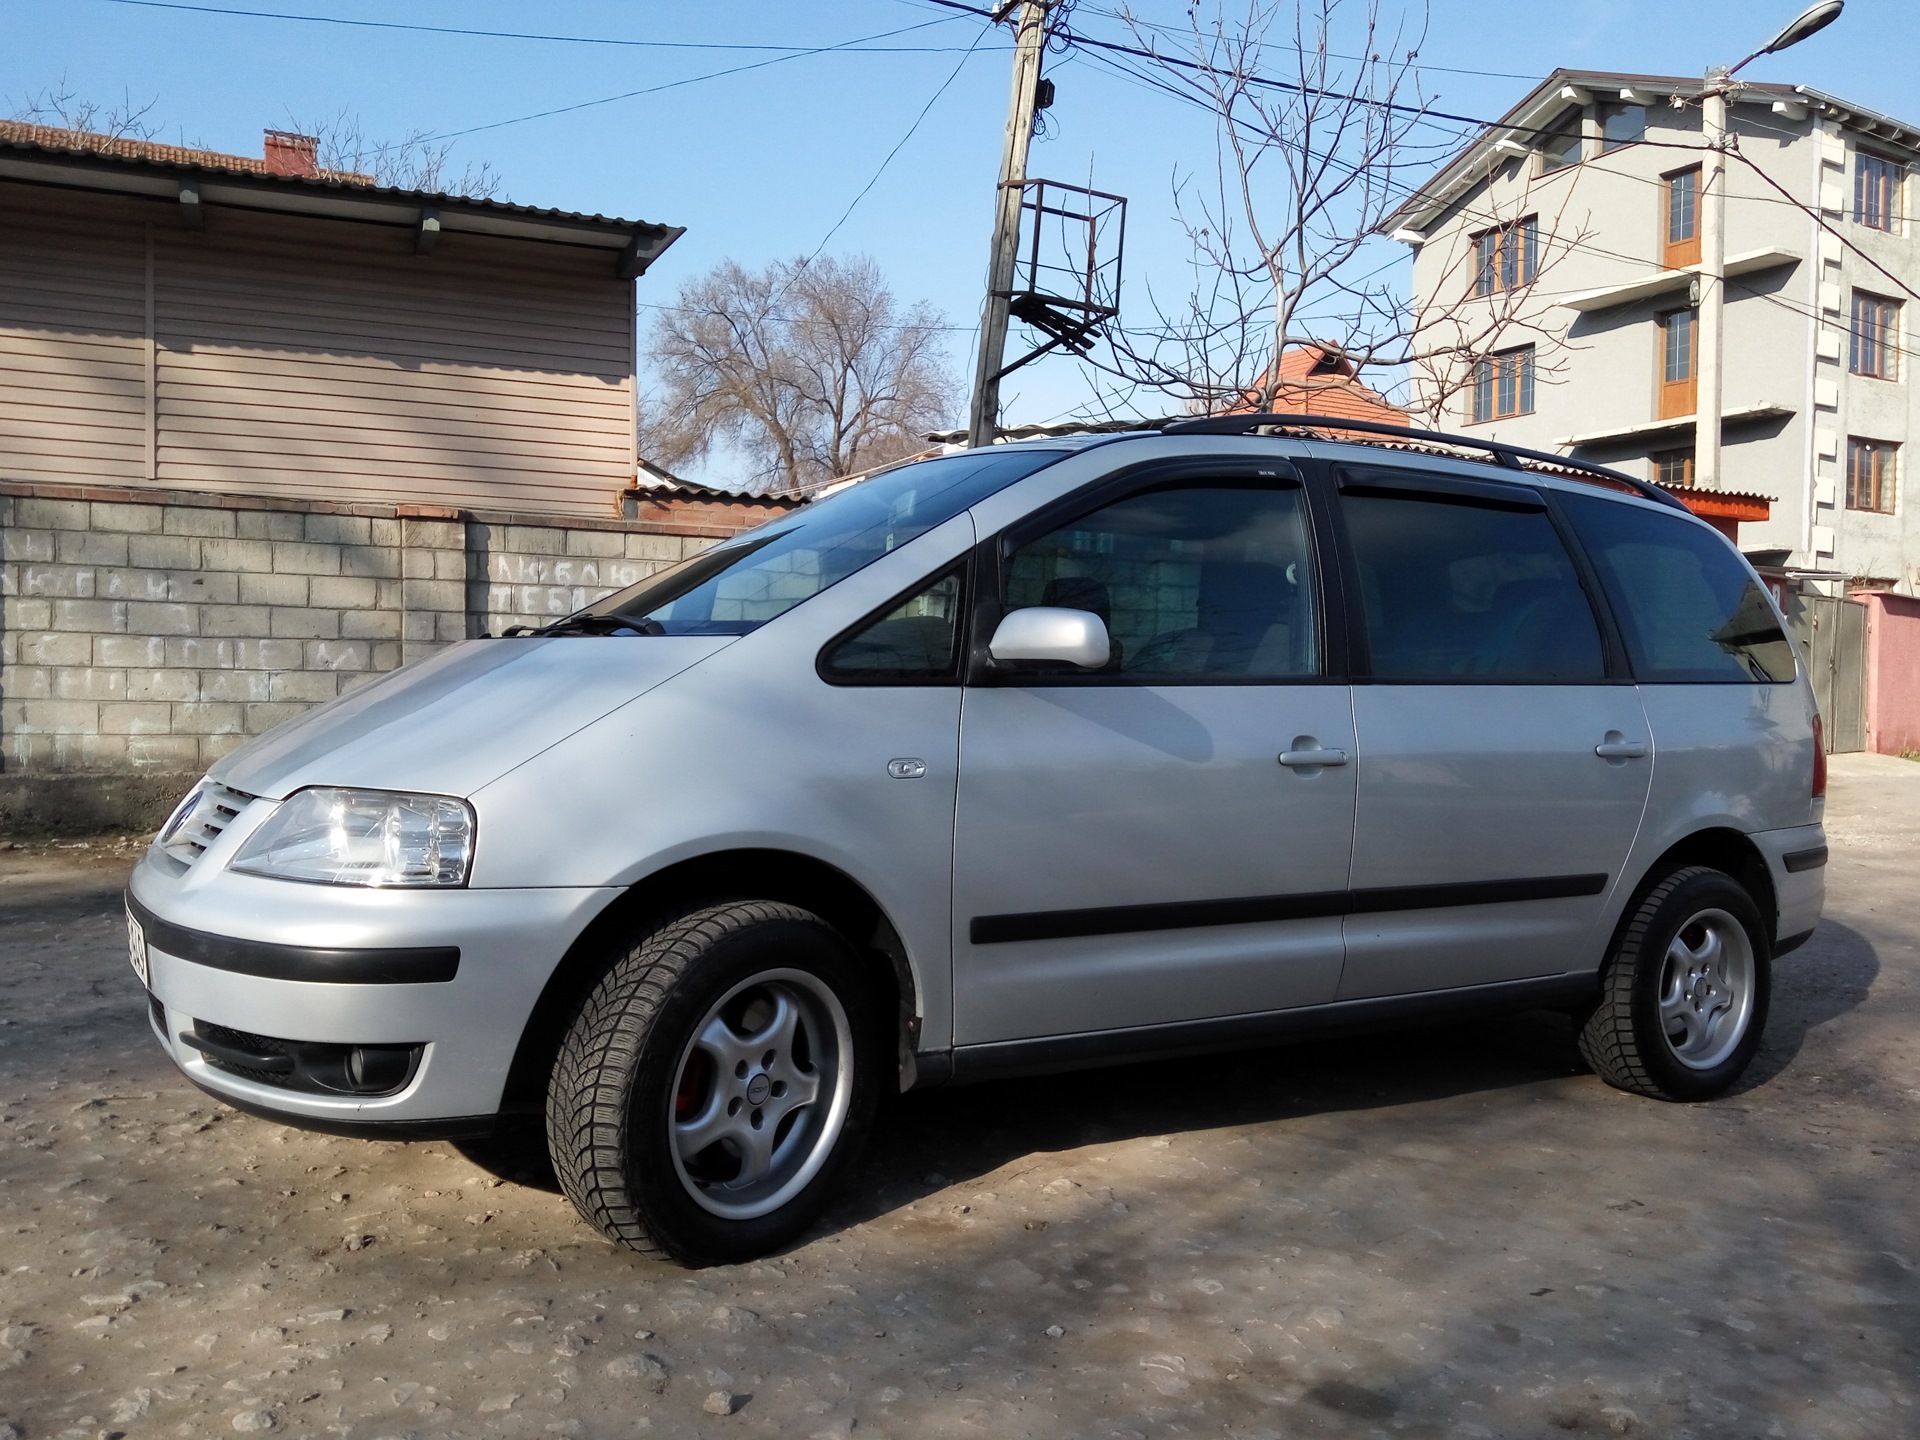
[6,0,1916,464]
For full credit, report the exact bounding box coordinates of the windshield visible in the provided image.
[563,448,1070,637]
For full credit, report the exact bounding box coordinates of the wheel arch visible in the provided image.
[496,848,917,1120]
[1618,827,1778,954]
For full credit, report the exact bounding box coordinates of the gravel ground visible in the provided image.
[1,758,1915,1440]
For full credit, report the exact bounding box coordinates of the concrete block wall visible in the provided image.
[470,520,699,637]
[1,483,739,786]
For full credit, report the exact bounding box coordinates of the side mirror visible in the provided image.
[988,607,1112,670]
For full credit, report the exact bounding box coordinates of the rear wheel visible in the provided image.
[546,901,880,1265]
[1578,865,1771,1101]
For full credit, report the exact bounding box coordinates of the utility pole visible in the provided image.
[967,0,1050,450]
[1695,71,1730,491]
[1692,1,1844,491]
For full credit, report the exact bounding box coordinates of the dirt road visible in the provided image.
[1,758,1915,1438]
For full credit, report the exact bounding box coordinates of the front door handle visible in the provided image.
[1279,747,1350,768]
[1594,734,1648,760]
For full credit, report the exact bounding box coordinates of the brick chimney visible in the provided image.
[262,129,319,177]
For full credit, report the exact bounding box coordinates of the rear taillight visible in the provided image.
[1811,714,1827,798]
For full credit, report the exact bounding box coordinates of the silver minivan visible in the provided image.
[127,418,1828,1265]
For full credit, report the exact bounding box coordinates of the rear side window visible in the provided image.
[1559,493,1795,683]
[1341,486,1605,681]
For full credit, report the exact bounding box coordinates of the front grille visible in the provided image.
[148,992,167,1034]
[157,780,256,867]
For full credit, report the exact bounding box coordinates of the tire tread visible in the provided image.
[1579,864,1752,1101]
[546,900,819,1258]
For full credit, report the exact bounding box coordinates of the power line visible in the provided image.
[1062,39,1856,313]
[1071,2,1545,84]
[1729,148,1920,306]
[914,0,1544,134]
[798,19,998,269]
[420,21,980,143]
[635,24,998,336]
[92,0,993,55]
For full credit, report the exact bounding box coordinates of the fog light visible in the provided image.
[347,1045,416,1094]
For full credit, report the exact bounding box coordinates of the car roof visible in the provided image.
[1048,415,1692,515]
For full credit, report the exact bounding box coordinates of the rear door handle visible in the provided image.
[1594,739,1648,760]
[1278,747,1350,768]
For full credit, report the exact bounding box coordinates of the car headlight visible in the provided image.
[231,788,475,887]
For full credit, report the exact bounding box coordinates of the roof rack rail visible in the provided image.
[1158,412,1690,512]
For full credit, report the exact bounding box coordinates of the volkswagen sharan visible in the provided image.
[126,416,1828,1265]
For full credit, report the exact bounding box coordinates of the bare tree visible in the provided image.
[8,77,160,140]
[284,110,502,198]
[643,255,956,495]
[1396,187,1595,425]
[1078,0,1584,424]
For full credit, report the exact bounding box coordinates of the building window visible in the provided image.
[1658,308,1697,419]
[1855,152,1904,233]
[1600,103,1646,152]
[1850,290,1901,379]
[1473,217,1539,296]
[1471,346,1536,423]
[1847,438,1898,513]
[1540,114,1583,173]
[1653,448,1695,489]
[1663,167,1701,269]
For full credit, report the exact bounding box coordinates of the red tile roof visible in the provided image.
[0,120,372,184]
[1225,346,1408,425]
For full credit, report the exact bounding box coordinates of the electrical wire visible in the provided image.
[638,18,1000,335]
[795,18,998,269]
[1071,2,1545,83]
[914,0,1572,136]
[420,22,984,143]
[1728,148,1920,306]
[90,0,992,55]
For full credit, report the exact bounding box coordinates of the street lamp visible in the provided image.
[1695,0,1842,492]
[1738,0,1845,73]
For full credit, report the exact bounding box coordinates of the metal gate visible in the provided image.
[1787,592,1868,753]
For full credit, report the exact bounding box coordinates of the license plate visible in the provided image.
[126,909,149,989]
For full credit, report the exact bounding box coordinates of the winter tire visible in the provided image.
[1578,865,1771,1102]
[546,901,881,1265]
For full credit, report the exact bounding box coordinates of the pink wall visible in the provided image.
[1858,591,1920,756]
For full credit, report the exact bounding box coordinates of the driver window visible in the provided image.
[1003,483,1319,679]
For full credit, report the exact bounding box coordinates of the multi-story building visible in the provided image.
[1385,70,1920,588]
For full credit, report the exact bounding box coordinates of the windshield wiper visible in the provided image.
[503,613,666,638]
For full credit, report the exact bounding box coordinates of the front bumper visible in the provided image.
[129,846,618,1127]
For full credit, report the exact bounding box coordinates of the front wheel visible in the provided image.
[1578,865,1771,1101]
[546,901,881,1265]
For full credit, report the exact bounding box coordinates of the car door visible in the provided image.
[1329,464,1653,999]
[949,462,1356,1049]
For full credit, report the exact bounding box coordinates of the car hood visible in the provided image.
[210,636,733,800]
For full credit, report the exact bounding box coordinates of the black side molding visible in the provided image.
[946,973,1602,1084]
[1782,846,1828,874]
[127,892,460,984]
[970,873,1608,946]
